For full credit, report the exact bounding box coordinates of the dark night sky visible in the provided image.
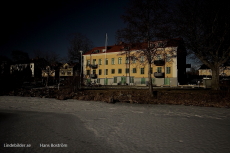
[0,0,129,59]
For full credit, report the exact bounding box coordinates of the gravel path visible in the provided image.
[0,96,230,153]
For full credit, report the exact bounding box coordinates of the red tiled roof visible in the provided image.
[83,45,123,55]
[83,38,183,55]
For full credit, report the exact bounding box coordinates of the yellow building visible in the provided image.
[59,63,78,77]
[199,64,230,77]
[83,38,186,86]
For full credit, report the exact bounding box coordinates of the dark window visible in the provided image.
[133,68,136,73]
[140,68,144,74]
[87,70,90,75]
[166,67,171,74]
[105,69,108,75]
[157,67,162,73]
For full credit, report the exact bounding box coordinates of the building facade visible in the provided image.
[199,64,230,77]
[10,63,34,75]
[42,66,55,78]
[59,63,79,78]
[83,38,186,86]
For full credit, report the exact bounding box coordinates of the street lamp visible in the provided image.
[79,50,83,89]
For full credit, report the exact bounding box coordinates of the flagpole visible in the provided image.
[104,33,107,85]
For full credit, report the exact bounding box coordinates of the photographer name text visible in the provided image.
[40,143,68,148]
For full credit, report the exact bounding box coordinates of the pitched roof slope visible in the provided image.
[84,38,183,55]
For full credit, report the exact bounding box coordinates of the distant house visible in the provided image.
[42,66,56,78]
[9,62,32,82]
[59,63,79,78]
[0,56,11,75]
[10,58,50,82]
[198,64,230,77]
[10,63,32,74]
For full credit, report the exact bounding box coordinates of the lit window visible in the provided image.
[99,59,102,65]
[111,58,115,64]
[105,58,108,65]
[118,57,122,64]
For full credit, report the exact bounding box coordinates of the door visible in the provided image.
[141,78,145,84]
[121,77,126,85]
[152,78,155,85]
[164,78,170,85]
[104,78,108,85]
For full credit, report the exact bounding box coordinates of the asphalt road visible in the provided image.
[0,96,230,153]
[0,110,111,153]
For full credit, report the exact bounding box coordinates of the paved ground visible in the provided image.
[0,96,230,153]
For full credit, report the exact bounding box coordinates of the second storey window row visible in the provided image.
[86,67,171,75]
[86,56,170,66]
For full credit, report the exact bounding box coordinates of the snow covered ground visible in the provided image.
[0,96,230,153]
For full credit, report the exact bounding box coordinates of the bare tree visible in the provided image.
[68,33,93,63]
[11,50,30,63]
[116,0,171,96]
[33,50,60,65]
[174,0,230,90]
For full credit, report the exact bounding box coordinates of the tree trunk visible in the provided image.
[211,66,220,90]
[148,64,154,97]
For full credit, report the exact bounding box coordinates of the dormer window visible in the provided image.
[123,46,130,51]
[156,55,162,60]
[93,50,100,53]
[157,42,162,47]
[150,43,155,48]
[157,42,166,48]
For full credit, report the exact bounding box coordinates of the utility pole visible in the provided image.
[80,50,83,89]
[46,66,50,87]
